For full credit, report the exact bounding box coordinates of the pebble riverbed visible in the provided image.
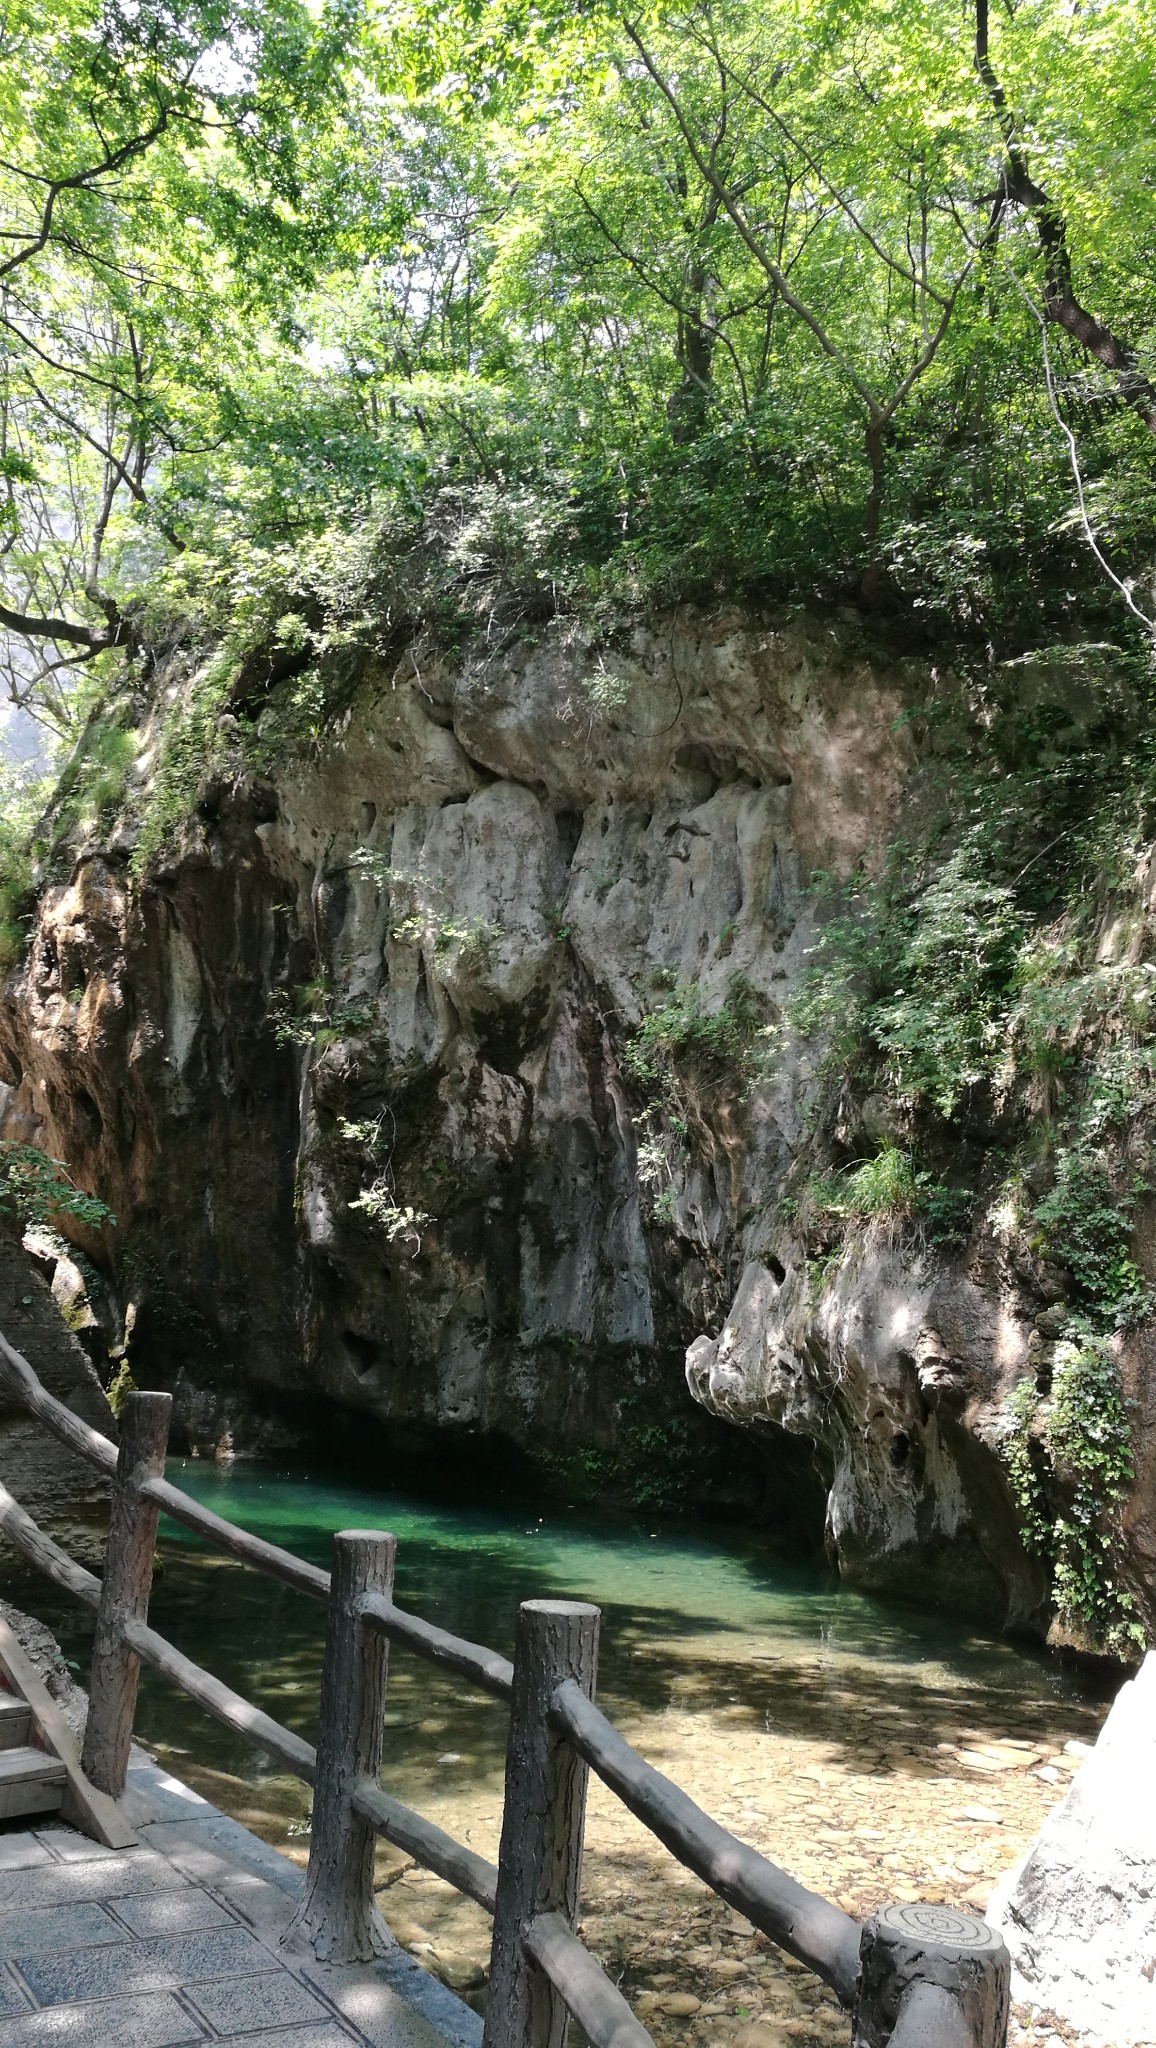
[146,1607,1108,2048]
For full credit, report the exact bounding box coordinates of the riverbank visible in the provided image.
[154,1611,1101,2047]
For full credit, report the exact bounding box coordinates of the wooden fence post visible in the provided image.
[484,1599,600,2048]
[81,1389,171,1799]
[853,1904,1010,2048]
[286,1529,396,1963]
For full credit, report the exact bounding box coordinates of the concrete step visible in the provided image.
[0,1744,66,1822]
[0,1699,31,1752]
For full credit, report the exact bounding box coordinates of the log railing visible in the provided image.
[0,1336,1011,2048]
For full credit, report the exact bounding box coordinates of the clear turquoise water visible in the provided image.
[29,1459,1102,1839]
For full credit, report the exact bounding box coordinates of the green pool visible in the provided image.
[24,1458,1105,1845]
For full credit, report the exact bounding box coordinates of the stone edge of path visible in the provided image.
[122,1751,484,2048]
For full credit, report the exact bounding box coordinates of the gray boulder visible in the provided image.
[989,1652,1156,2045]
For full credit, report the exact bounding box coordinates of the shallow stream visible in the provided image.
[31,1462,1112,2047]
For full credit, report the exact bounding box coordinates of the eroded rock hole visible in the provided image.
[555,810,583,866]
[889,1430,911,1468]
[343,1330,380,1383]
[75,1088,103,1141]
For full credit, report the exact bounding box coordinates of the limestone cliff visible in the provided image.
[0,605,1144,1641]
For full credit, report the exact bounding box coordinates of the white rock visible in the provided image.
[989,1651,1156,2047]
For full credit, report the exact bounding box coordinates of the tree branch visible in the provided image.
[623,20,884,422]
[0,105,174,285]
[0,598,120,652]
[975,0,1156,432]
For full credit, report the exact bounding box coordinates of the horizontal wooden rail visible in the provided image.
[0,1326,1010,2045]
[121,1615,317,1782]
[0,1478,101,1610]
[0,1330,119,1475]
[352,1778,499,1913]
[523,1911,655,2048]
[550,1676,863,2009]
[142,1477,331,1602]
[358,1591,514,1701]
[0,1330,332,1600]
[0,1332,512,1691]
[0,1465,494,1915]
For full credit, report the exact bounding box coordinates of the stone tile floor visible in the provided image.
[0,1760,481,2048]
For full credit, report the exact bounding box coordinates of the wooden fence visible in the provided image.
[0,1335,1011,2048]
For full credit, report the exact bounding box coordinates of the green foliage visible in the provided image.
[0,1143,113,1231]
[66,718,137,835]
[5,0,1156,747]
[334,1109,431,1250]
[0,764,48,967]
[1049,1333,1144,1655]
[793,845,1026,1118]
[130,662,234,872]
[624,977,763,1099]
[0,0,366,728]
[392,909,500,962]
[1002,1377,1052,1558]
[1031,1152,1149,1330]
[347,1184,431,1247]
[541,1377,709,1515]
[348,854,503,966]
[1003,1335,1145,1658]
[807,1148,976,1253]
[816,1147,919,1222]
[268,977,376,1050]
[622,979,765,1229]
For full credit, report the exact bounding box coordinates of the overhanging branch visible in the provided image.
[0,598,122,652]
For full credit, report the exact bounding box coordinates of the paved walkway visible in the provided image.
[0,1760,482,2048]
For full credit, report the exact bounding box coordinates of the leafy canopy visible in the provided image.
[1,0,1155,735]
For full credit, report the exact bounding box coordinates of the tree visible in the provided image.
[0,0,360,721]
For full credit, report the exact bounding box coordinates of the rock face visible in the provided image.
[686,1251,1046,1627]
[0,1229,111,1567]
[0,609,1061,1622]
[989,1652,1156,2046]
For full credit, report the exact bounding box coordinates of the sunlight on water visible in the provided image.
[33,1458,1102,1858]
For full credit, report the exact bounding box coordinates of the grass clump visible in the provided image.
[624,976,764,1098]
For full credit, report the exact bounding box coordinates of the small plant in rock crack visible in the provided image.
[349,1180,431,1249]
[336,1111,392,1158]
[634,1121,683,1223]
[269,978,377,1049]
[338,1112,431,1250]
[624,976,766,1128]
[401,910,501,961]
[636,1136,670,1190]
[364,856,502,964]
